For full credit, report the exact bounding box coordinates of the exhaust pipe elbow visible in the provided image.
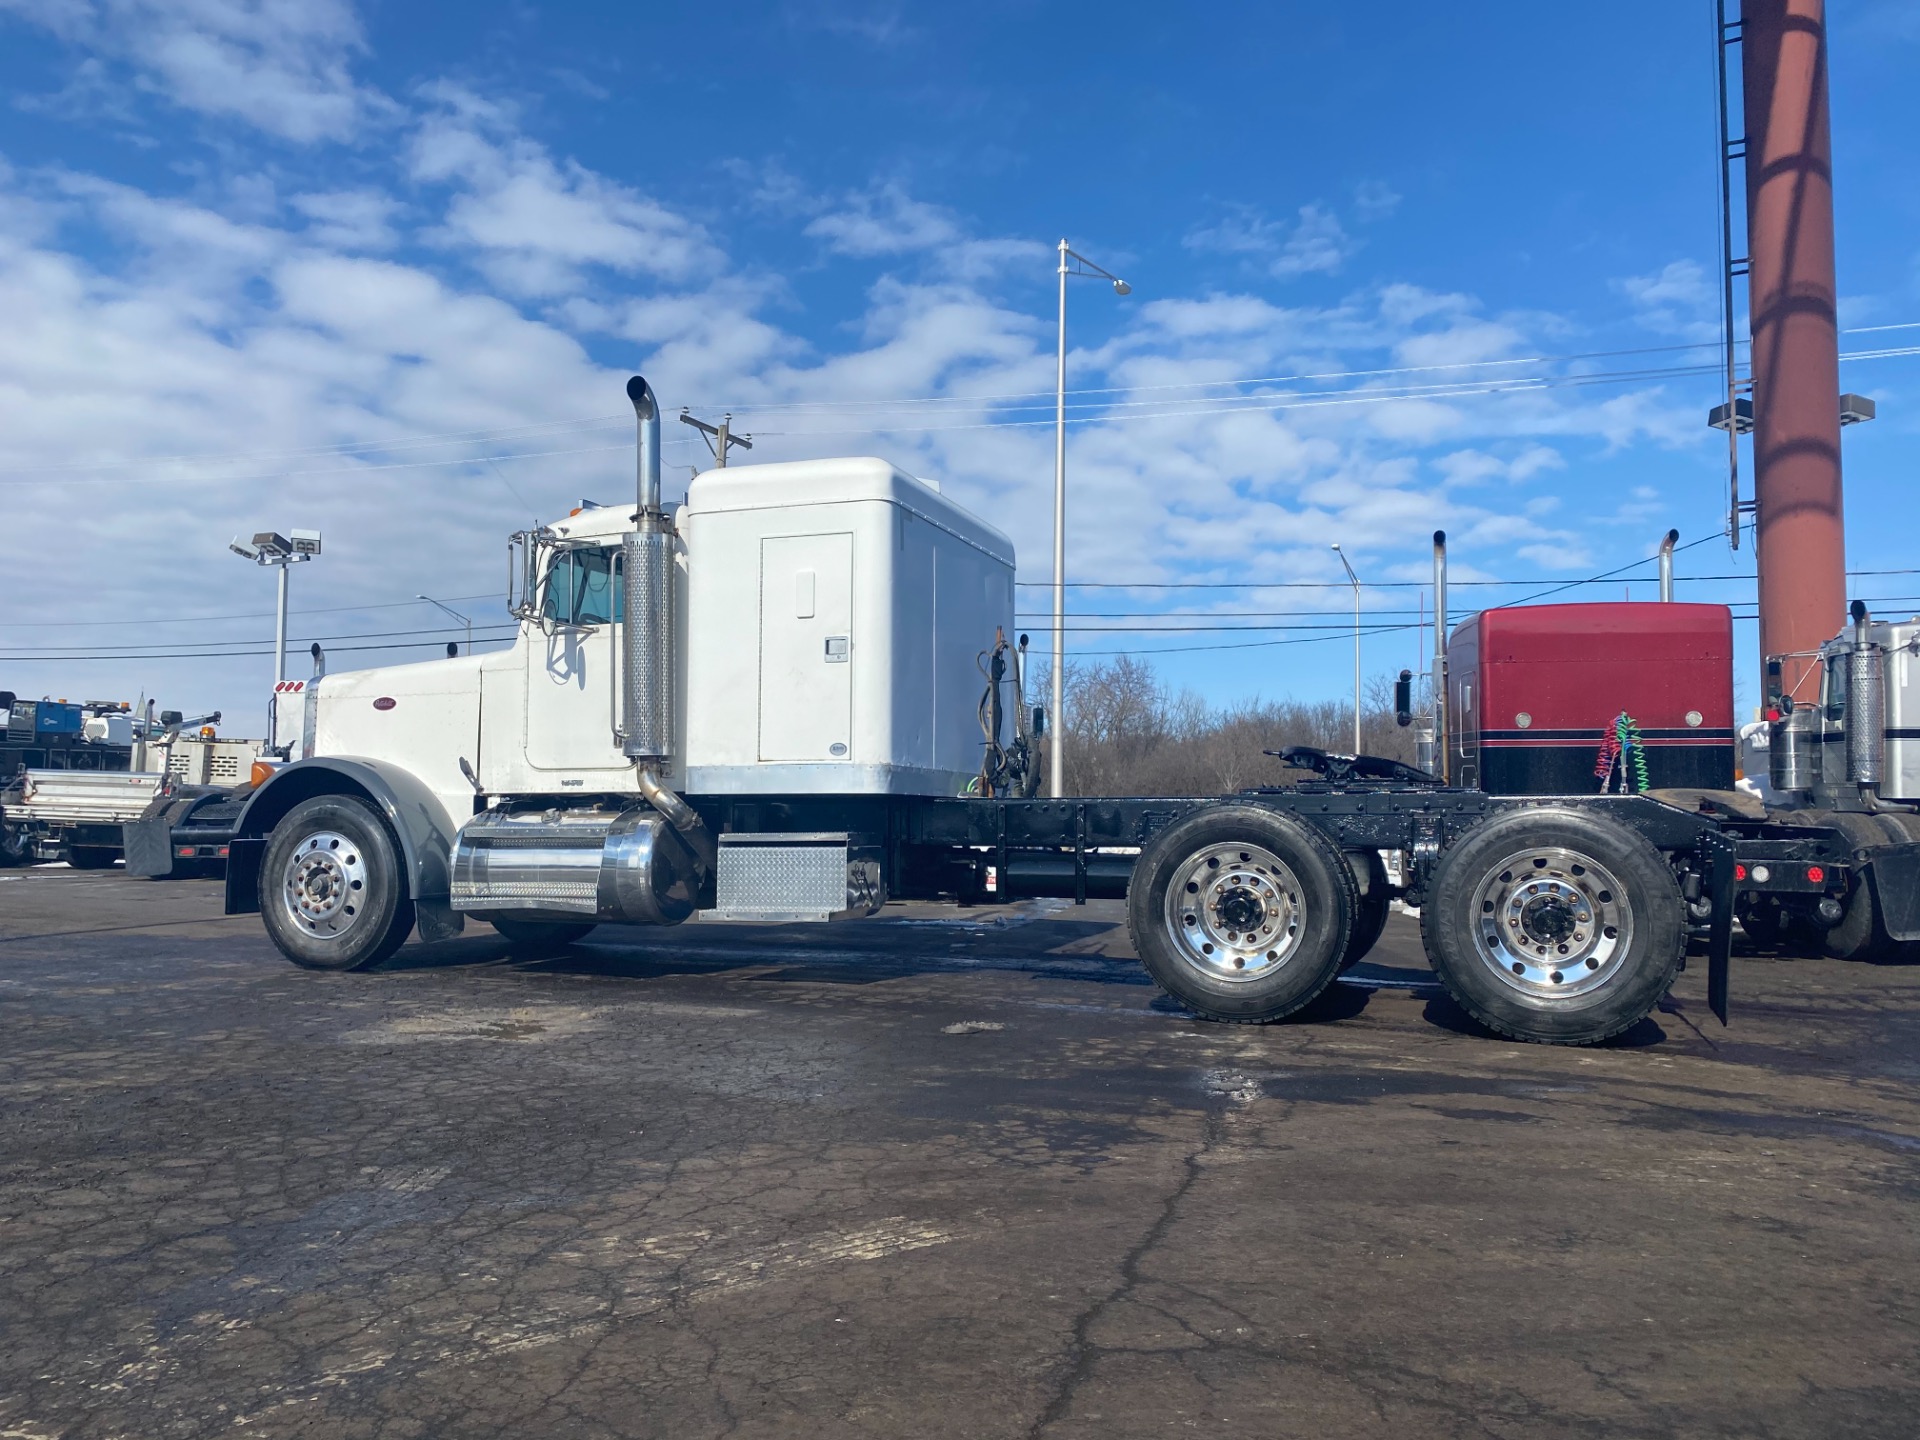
[637,766,715,879]
[1658,528,1679,603]
[628,374,662,516]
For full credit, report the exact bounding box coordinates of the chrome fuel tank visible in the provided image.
[449,805,697,925]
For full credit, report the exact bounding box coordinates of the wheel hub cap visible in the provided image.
[1162,843,1305,983]
[1469,846,1633,1000]
[283,831,367,938]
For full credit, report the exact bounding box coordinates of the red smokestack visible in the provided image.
[1743,0,1846,703]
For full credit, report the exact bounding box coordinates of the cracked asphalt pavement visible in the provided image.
[2,866,1918,1437]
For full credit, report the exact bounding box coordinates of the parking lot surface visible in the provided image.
[2,865,1918,1438]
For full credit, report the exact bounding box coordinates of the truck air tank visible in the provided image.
[1768,707,1818,795]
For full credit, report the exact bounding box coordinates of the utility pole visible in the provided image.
[1050,240,1133,798]
[680,409,753,469]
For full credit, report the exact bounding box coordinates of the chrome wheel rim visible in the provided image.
[1162,843,1305,983]
[282,830,368,939]
[1469,846,1633,1001]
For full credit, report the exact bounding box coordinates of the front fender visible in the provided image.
[231,757,461,907]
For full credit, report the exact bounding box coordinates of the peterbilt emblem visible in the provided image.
[373,697,397,711]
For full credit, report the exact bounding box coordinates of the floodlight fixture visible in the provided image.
[229,537,260,561]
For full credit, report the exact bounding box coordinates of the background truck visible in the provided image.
[1,694,258,867]
[192,376,1920,1047]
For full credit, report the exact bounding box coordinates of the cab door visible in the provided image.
[759,533,853,762]
[525,546,628,773]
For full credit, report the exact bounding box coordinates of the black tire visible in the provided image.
[1421,807,1684,1045]
[1127,805,1354,1023]
[1341,851,1391,971]
[488,916,598,951]
[259,794,415,971]
[67,846,119,870]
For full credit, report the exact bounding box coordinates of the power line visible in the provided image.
[1,622,522,657]
[1012,567,1920,591]
[3,326,1904,485]
[0,593,499,629]
[0,637,516,663]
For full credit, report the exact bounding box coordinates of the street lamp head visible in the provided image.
[1330,542,1341,552]
[229,537,260,561]
[1112,280,1131,296]
[251,531,292,558]
[289,528,322,557]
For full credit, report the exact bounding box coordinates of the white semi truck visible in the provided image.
[196,376,1920,1045]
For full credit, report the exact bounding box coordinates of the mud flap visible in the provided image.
[1865,843,1920,943]
[1701,829,1737,1026]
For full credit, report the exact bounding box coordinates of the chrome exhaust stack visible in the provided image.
[1846,600,1886,798]
[1658,529,1679,602]
[619,374,715,891]
[1432,529,1449,784]
[621,374,673,766]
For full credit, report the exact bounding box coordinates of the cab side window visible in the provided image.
[1822,655,1847,724]
[541,548,623,626]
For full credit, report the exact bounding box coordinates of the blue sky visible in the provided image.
[2,0,1917,735]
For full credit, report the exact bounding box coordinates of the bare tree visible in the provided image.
[1028,658,1429,797]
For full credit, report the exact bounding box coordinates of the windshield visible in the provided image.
[541,547,622,626]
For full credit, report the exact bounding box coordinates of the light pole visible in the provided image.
[1052,240,1132,798]
[1331,543,1361,754]
[418,594,472,654]
[230,528,321,750]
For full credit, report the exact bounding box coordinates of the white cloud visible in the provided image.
[291,189,398,250]
[1185,202,1356,280]
[0,55,1726,723]
[409,87,720,296]
[2,0,389,142]
[804,182,961,257]
[1434,444,1564,486]
[1352,180,1401,221]
[1617,259,1719,342]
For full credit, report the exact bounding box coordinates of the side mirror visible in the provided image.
[508,528,552,622]
[1032,706,1047,737]
[1394,670,1413,728]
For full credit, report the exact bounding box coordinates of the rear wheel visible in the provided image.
[1127,806,1354,1023]
[260,795,415,971]
[1340,851,1391,971]
[1421,807,1684,1045]
[488,916,597,952]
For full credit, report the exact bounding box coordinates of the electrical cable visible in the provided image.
[2,332,1912,487]
[1014,567,1920,589]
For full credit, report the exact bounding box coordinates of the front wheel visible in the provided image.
[1127,806,1355,1023]
[1421,807,1684,1045]
[260,795,415,971]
